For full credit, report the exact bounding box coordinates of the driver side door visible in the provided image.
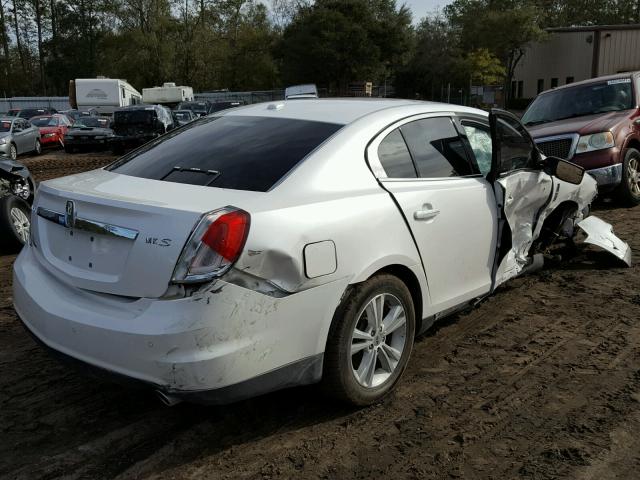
[488,109,553,288]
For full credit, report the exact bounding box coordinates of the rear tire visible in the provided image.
[0,195,31,253]
[614,148,640,206]
[322,274,415,406]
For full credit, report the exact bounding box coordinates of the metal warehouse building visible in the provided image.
[513,24,640,100]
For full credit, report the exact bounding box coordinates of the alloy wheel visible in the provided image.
[350,293,407,388]
[10,206,30,244]
[628,157,640,196]
[35,140,41,154]
[9,144,17,160]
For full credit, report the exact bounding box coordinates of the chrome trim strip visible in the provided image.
[37,207,139,240]
[534,133,580,160]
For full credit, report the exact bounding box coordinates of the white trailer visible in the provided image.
[142,82,194,106]
[71,78,142,115]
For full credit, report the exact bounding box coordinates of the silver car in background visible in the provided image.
[0,117,42,159]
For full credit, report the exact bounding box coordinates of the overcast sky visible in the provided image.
[402,0,452,22]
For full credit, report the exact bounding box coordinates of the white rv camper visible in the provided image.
[142,83,194,106]
[71,78,142,115]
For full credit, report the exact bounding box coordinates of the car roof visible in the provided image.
[539,71,640,95]
[115,104,160,111]
[221,98,478,125]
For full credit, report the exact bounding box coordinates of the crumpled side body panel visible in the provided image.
[494,170,630,289]
[577,216,632,266]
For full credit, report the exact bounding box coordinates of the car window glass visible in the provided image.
[400,117,472,177]
[377,128,417,178]
[462,123,492,176]
[108,116,343,192]
[522,79,634,126]
[494,115,537,174]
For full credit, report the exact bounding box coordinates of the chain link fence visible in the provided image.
[0,97,71,112]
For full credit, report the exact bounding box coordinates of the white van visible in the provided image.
[72,78,142,115]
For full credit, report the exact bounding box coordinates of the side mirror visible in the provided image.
[545,156,585,185]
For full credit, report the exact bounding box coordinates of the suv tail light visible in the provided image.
[172,207,250,283]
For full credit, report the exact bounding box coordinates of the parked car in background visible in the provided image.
[60,108,99,123]
[30,114,72,149]
[172,109,196,126]
[12,100,630,407]
[16,108,58,119]
[0,117,41,159]
[209,101,245,113]
[110,104,175,154]
[176,100,211,117]
[65,117,114,153]
[523,72,640,205]
[0,158,35,252]
[7,108,20,117]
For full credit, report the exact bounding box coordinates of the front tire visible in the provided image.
[9,143,17,160]
[615,148,640,206]
[322,274,415,406]
[34,139,42,155]
[0,195,31,253]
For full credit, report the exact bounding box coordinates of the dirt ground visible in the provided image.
[1,150,639,480]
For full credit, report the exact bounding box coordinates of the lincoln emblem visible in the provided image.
[65,200,76,228]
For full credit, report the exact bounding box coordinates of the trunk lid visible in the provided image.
[32,168,260,298]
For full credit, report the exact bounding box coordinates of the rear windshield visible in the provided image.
[31,116,58,127]
[73,118,109,128]
[107,116,342,192]
[114,109,156,125]
[19,109,46,118]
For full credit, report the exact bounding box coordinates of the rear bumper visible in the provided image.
[13,246,347,403]
[586,163,623,188]
[40,134,61,146]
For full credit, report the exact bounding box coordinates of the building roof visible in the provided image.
[548,24,640,33]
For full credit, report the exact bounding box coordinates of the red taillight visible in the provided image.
[201,210,250,261]
[172,207,251,284]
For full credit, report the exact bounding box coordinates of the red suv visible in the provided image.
[522,72,640,205]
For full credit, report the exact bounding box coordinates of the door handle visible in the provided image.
[414,207,440,221]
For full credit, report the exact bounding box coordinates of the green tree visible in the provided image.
[445,0,546,103]
[279,0,412,93]
[466,48,505,85]
[395,14,466,100]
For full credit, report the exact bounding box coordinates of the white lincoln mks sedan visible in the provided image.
[13,99,630,406]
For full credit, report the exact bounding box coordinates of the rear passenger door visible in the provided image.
[368,114,498,314]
